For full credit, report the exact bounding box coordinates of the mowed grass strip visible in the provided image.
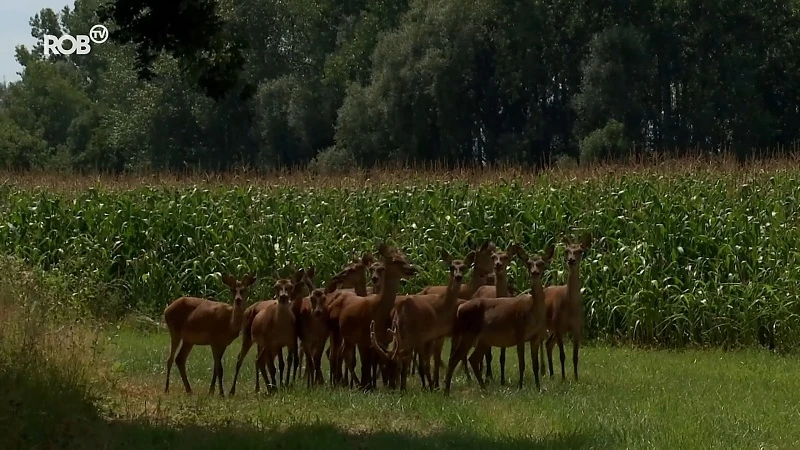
[97,326,800,449]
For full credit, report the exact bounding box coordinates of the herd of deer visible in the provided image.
[162,233,593,396]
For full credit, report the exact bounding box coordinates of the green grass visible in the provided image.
[89,325,800,449]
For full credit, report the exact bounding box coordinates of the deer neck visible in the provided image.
[353,279,368,296]
[464,271,489,297]
[230,301,245,334]
[494,270,509,297]
[567,265,581,303]
[444,276,461,308]
[376,272,402,316]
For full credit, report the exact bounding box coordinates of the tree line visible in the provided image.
[1,0,799,174]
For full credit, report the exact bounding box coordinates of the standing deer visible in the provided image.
[164,272,257,395]
[469,245,520,385]
[228,268,311,395]
[250,268,311,392]
[335,243,417,390]
[443,244,554,394]
[540,233,593,381]
[369,249,470,390]
[417,241,495,389]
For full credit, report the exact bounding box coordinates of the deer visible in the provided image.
[228,268,312,395]
[250,268,313,392]
[468,245,520,385]
[540,233,593,381]
[334,243,417,390]
[164,272,257,396]
[287,253,374,385]
[443,243,555,395]
[369,249,470,390]
[416,241,496,389]
[297,287,331,387]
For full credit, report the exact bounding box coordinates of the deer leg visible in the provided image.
[516,341,525,389]
[343,344,360,386]
[539,339,547,374]
[356,343,372,391]
[287,341,299,387]
[432,338,445,389]
[444,334,476,394]
[314,347,325,385]
[423,344,435,391]
[209,345,223,395]
[216,346,227,395]
[175,343,194,394]
[557,335,566,381]
[468,343,489,390]
[255,349,270,395]
[449,335,471,381]
[266,350,279,391]
[484,348,493,380]
[277,349,285,387]
[254,344,263,393]
[499,347,507,386]
[292,339,300,383]
[531,335,543,390]
[572,330,582,381]
[545,334,556,378]
[164,332,181,393]
[229,334,253,396]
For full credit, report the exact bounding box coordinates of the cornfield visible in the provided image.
[1,161,799,350]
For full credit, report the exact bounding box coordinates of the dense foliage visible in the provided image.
[1,166,799,349]
[1,0,800,172]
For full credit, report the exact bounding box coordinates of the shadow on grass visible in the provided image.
[99,420,613,450]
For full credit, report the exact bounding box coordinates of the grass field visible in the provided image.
[3,158,800,448]
[54,325,800,449]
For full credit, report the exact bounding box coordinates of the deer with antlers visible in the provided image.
[333,243,417,390]
[443,243,555,394]
[415,241,495,389]
[164,272,257,395]
[369,248,471,390]
[539,233,593,381]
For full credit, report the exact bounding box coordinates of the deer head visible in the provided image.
[221,273,257,306]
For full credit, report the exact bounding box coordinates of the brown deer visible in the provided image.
[289,253,374,384]
[228,268,311,395]
[417,241,496,389]
[164,272,257,395]
[469,245,520,385]
[369,249,469,390]
[540,233,593,381]
[334,243,417,390]
[298,287,331,387]
[250,268,311,392]
[443,243,554,395]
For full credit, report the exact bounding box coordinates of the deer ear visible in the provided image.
[362,252,375,266]
[581,232,593,250]
[244,273,257,287]
[441,249,452,265]
[514,247,529,263]
[544,243,556,261]
[378,242,392,258]
[306,266,316,279]
[292,268,306,284]
[221,273,234,288]
[562,235,571,246]
[464,251,476,267]
[507,244,520,258]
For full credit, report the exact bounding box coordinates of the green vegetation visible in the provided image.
[2,161,799,350]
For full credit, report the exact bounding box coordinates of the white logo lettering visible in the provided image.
[42,25,108,56]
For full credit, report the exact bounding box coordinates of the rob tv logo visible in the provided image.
[43,24,108,56]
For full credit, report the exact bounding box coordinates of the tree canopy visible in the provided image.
[2,0,799,172]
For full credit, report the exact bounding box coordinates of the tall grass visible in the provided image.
[1,157,799,349]
[0,256,107,448]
